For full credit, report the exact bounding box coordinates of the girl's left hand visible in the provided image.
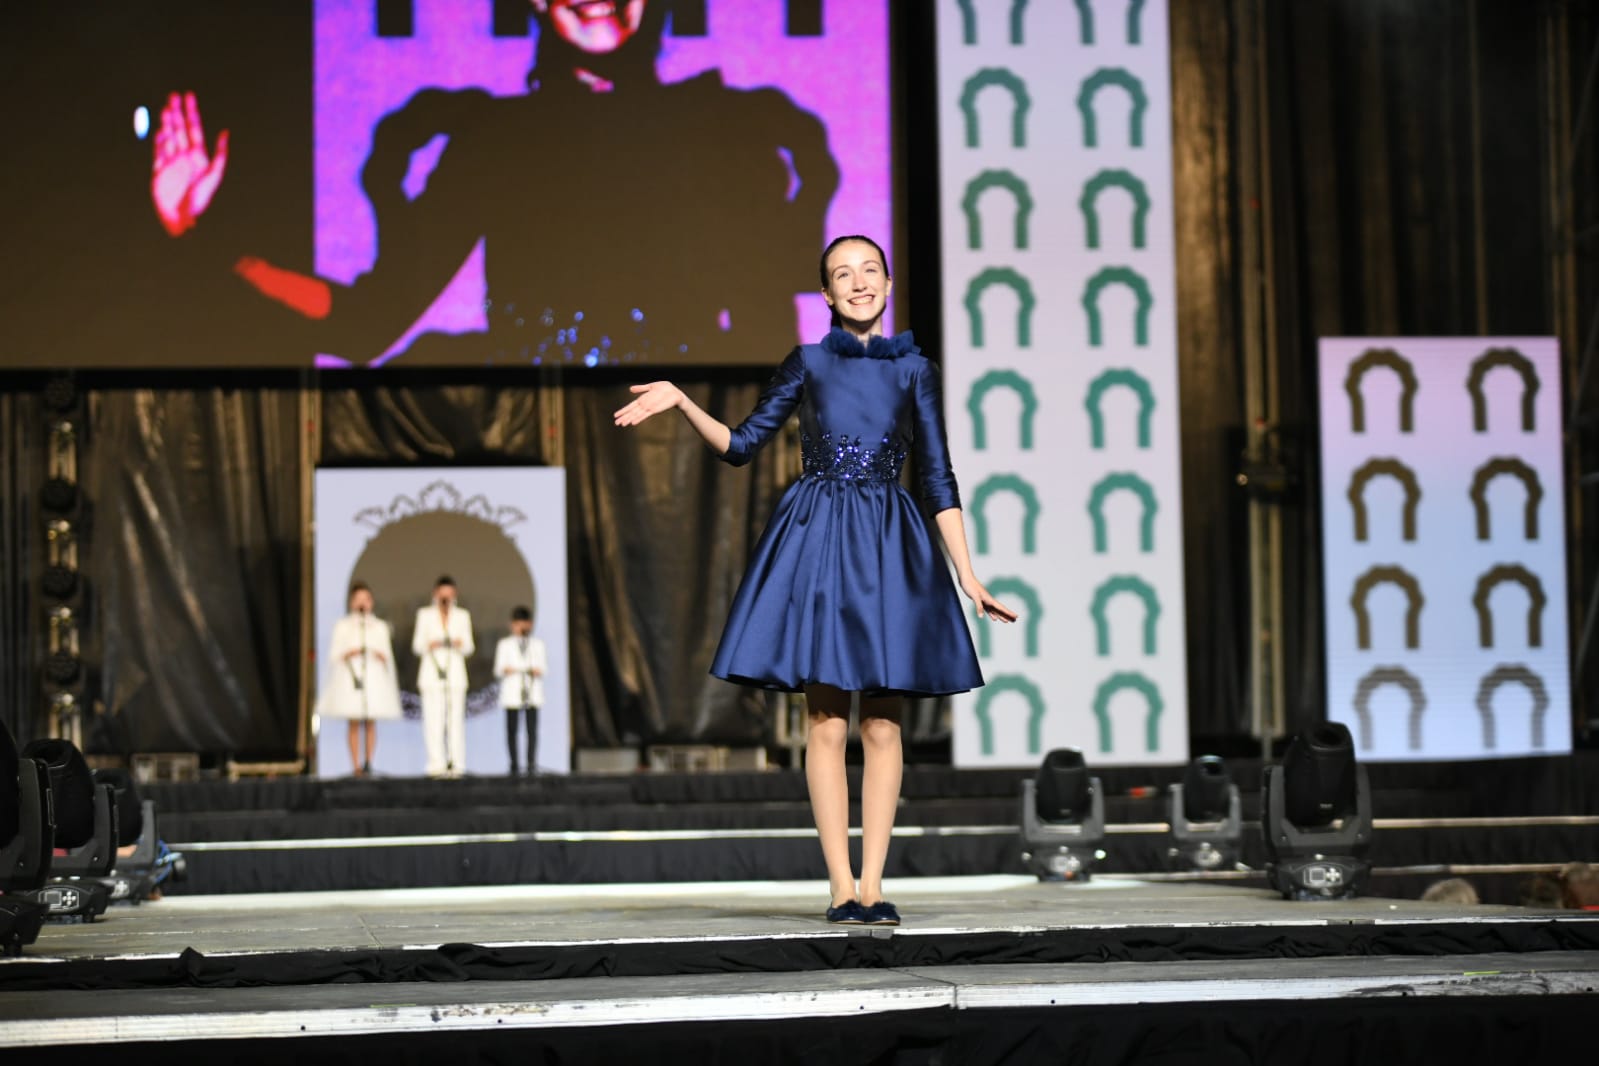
[962,577,1018,623]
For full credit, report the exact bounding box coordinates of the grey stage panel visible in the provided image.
[7,876,1580,964]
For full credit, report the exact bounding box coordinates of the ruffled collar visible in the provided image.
[820,328,918,360]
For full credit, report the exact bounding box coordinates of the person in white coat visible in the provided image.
[493,606,547,776]
[315,582,403,776]
[411,575,474,778]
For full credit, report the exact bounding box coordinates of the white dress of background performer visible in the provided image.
[412,576,474,778]
[315,582,402,776]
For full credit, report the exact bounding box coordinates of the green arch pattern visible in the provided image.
[966,267,1036,348]
[1088,472,1157,553]
[1080,169,1151,249]
[1090,575,1160,656]
[1073,0,1148,45]
[969,370,1039,451]
[975,674,1046,756]
[962,170,1034,250]
[1077,68,1148,148]
[971,474,1041,555]
[1083,266,1153,347]
[956,0,1029,45]
[959,68,1031,149]
[973,576,1043,657]
[1092,671,1163,753]
[1085,368,1155,449]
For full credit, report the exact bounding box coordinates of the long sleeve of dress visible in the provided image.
[721,348,806,467]
[912,359,962,514]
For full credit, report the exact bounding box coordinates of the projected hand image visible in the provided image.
[150,92,229,238]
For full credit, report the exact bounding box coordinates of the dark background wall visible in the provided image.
[2,0,1596,759]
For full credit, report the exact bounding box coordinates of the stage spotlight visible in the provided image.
[1,718,53,954]
[42,375,78,413]
[1166,755,1242,872]
[1019,748,1106,882]
[1260,723,1372,900]
[41,420,79,514]
[45,606,83,688]
[94,768,186,903]
[42,520,79,600]
[16,739,116,921]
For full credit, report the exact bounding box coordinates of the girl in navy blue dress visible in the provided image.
[615,236,1015,925]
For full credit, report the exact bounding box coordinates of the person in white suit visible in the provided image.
[412,575,474,777]
[315,582,402,776]
[493,606,547,776]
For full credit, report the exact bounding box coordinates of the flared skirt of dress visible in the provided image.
[711,477,984,696]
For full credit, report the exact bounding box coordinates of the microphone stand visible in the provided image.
[359,612,371,775]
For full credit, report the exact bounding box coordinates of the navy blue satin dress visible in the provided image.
[710,329,985,696]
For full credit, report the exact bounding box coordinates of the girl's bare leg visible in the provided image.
[346,721,363,776]
[857,694,904,907]
[804,683,856,906]
[363,721,377,769]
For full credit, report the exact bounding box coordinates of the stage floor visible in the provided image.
[3,875,1599,1048]
[2,875,1582,960]
[4,877,1598,1056]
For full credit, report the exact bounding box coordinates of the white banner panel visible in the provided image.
[313,467,570,776]
[1319,337,1570,760]
[938,0,1189,766]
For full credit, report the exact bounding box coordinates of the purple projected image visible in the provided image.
[304,0,891,368]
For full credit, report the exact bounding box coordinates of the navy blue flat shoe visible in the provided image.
[864,901,900,926]
[826,900,868,924]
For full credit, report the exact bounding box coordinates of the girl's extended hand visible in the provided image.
[962,576,1018,623]
[614,382,685,427]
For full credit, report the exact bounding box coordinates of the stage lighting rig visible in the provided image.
[1261,723,1372,900]
[95,768,187,904]
[42,519,80,601]
[1019,748,1105,882]
[16,739,116,922]
[1166,755,1242,872]
[41,420,79,515]
[1,719,52,954]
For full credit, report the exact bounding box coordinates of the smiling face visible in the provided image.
[821,239,892,336]
[348,587,374,615]
[536,0,647,54]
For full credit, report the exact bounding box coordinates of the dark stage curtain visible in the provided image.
[1263,0,1554,736]
[0,392,43,746]
[1170,0,1250,741]
[1167,0,1570,738]
[318,377,793,747]
[84,388,302,755]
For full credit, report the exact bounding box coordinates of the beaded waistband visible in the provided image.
[800,432,906,483]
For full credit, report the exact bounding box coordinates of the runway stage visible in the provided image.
[3,876,1598,1064]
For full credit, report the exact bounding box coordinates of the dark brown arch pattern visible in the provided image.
[1347,458,1421,541]
[1471,564,1546,648]
[1350,565,1424,649]
[1466,348,1539,433]
[1469,457,1542,541]
[1475,664,1550,750]
[1352,665,1427,751]
[1344,348,1418,433]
